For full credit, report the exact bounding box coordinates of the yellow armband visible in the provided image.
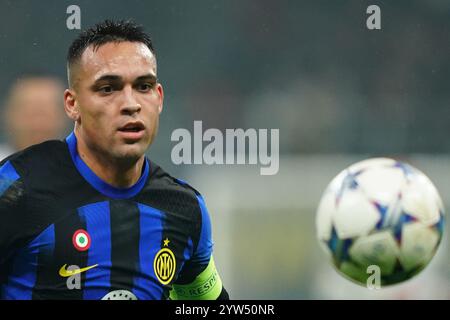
[169,257,223,300]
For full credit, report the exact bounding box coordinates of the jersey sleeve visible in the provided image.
[169,194,228,300]
[0,160,26,266]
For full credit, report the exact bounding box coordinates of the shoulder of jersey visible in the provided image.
[1,140,71,176]
[147,160,202,197]
[144,161,205,242]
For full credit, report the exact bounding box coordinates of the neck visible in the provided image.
[74,131,145,188]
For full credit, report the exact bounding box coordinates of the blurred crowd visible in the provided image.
[0,1,449,159]
[0,74,68,161]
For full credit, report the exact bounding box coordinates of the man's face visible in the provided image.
[7,78,65,150]
[68,41,163,163]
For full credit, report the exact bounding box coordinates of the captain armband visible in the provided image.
[169,256,223,300]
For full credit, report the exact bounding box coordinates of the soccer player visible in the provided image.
[0,20,228,300]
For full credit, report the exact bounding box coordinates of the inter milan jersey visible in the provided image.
[0,132,225,300]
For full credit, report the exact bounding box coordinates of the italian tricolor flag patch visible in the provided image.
[72,229,91,251]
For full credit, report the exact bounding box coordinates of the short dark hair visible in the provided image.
[67,20,155,86]
[68,19,154,64]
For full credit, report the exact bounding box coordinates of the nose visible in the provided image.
[121,103,141,115]
[120,86,141,115]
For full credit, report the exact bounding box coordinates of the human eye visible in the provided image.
[136,83,153,92]
[98,85,114,94]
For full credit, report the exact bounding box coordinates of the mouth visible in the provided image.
[118,121,145,132]
[117,121,146,140]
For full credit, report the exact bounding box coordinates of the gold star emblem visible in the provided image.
[163,238,170,247]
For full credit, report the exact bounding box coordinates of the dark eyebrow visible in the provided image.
[92,74,157,86]
[93,75,122,83]
[135,74,157,82]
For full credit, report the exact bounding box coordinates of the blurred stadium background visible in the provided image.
[0,0,448,299]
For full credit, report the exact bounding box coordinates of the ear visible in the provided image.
[64,89,80,122]
[156,83,164,114]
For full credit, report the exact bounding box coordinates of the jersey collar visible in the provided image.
[65,132,149,199]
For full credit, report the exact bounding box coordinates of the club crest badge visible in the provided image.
[153,238,176,285]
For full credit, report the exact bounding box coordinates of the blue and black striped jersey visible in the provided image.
[0,132,225,300]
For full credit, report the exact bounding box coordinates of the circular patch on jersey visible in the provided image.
[101,290,138,300]
[72,229,91,251]
[153,248,176,285]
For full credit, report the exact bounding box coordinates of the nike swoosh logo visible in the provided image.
[59,264,99,277]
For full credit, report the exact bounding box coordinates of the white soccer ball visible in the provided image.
[316,158,445,286]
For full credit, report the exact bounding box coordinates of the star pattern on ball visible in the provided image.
[335,169,364,207]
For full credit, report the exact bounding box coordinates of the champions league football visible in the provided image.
[316,158,445,286]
